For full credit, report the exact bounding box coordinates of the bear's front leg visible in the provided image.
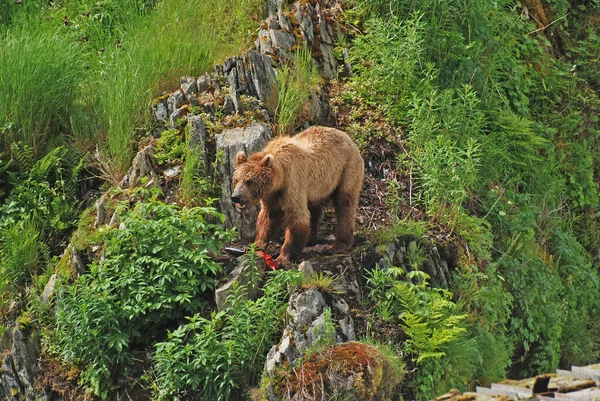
[275,214,310,266]
[255,208,285,250]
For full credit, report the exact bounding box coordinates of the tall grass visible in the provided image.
[86,0,263,174]
[1,0,261,175]
[275,48,319,135]
[0,24,85,155]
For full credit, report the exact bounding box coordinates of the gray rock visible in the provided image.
[196,74,213,93]
[94,194,106,229]
[119,145,161,190]
[153,100,168,121]
[270,29,296,59]
[227,68,243,114]
[223,95,235,115]
[223,51,278,117]
[164,166,181,178]
[298,260,314,276]
[216,122,272,240]
[264,286,355,384]
[187,115,208,168]
[0,324,45,401]
[167,90,185,115]
[40,274,57,305]
[180,76,198,96]
[169,106,187,128]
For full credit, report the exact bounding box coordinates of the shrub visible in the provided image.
[53,200,234,398]
[153,268,302,401]
[367,265,475,399]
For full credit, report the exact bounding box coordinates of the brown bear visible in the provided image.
[231,126,364,265]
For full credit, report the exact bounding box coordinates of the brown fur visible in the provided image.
[231,126,364,265]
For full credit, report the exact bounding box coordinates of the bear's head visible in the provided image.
[231,151,279,212]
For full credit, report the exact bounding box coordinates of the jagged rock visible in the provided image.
[180,76,198,96]
[303,89,331,125]
[196,73,213,93]
[264,287,355,388]
[169,105,188,128]
[153,99,168,121]
[167,90,185,115]
[40,274,57,305]
[0,324,48,401]
[119,145,162,191]
[94,195,106,228]
[223,94,235,115]
[223,51,278,116]
[187,115,208,168]
[227,68,243,114]
[216,122,272,240]
[298,260,314,276]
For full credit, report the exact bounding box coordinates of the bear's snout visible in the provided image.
[231,195,241,204]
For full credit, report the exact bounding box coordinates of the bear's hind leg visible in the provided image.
[332,191,359,253]
[276,212,310,265]
[255,208,285,250]
[307,204,323,246]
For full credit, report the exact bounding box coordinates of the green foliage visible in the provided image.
[0,221,47,296]
[367,265,474,399]
[53,200,234,398]
[0,23,85,155]
[155,129,185,165]
[153,269,302,401]
[179,125,213,205]
[275,48,319,135]
[0,145,82,237]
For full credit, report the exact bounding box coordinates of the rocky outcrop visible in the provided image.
[0,324,61,401]
[258,0,341,79]
[216,122,272,240]
[264,286,355,398]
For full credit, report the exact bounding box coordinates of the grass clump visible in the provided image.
[275,48,319,135]
[0,24,85,155]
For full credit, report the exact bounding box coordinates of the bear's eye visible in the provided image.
[245,179,254,186]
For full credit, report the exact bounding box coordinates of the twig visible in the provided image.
[528,13,569,35]
[483,187,506,219]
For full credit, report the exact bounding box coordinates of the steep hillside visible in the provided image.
[1,0,600,401]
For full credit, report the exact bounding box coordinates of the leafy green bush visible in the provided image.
[0,146,82,238]
[0,221,47,297]
[367,265,475,399]
[153,268,302,401]
[53,200,234,398]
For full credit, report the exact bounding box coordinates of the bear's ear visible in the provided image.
[236,151,247,166]
[261,154,274,168]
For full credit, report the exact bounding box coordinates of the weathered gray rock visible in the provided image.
[153,99,168,121]
[223,94,235,115]
[169,105,187,128]
[167,90,185,115]
[0,324,50,401]
[40,274,57,305]
[196,73,213,93]
[223,51,278,116]
[94,194,106,228]
[264,287,355,385]
[119,145,161,191]
[216,122,272,240]
[186,115,208,168]
[180,76,198,96]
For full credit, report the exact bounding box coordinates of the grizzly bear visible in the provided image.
[231,126,364,265]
